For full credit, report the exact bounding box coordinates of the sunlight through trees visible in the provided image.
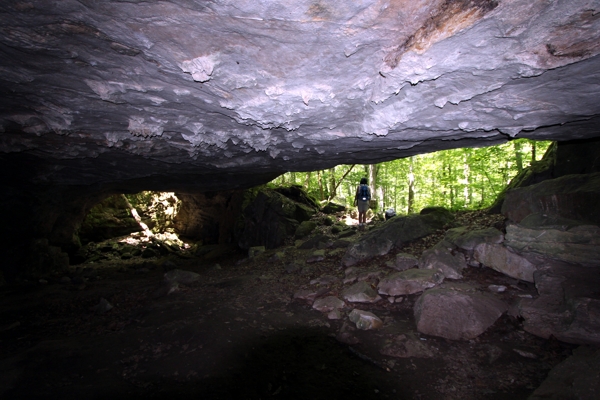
[269,139,552,213]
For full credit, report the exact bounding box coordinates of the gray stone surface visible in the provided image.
[312,296,346,313]
[419,247,467,280]
[2,1,599,195]
[529,346,600,400]
[386,253,419,272]
[342,281,382,303]
[445,227,504,251]
[474,243,538,282]
[295,221,317,239]
[342,211,453,266]
[236,189,316,250]
[414,286,508,340]
[519,265,600,345]
[505,219,600,267]
[377,269,444,296]
[348,309,383,331]
[502,173,600,224]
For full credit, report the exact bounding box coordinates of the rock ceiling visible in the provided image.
[1,0,600,191]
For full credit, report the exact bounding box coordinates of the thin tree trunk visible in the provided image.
[514,141,523,172]
[328,168,336,199]
[317,170,324,200]
[407,157,415,214]
[328,164,355,201]
[122,195,153,237]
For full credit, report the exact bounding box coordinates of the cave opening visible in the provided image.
[1,138,599,399]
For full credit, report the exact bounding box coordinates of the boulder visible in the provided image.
[385,253,418,271]
[377,269,444,296]
[322,202,346,214]
[414,286,508,340]
[342,210,454,267]
[474,243,538,282]
[505,215,600,267]
[312,296,346,313]
[248,246,265,258]
[273,186,319,210]
[348,309,383,331]
[518,265,600,345]
[79,194,142,243]
[236,188,317,250]
[529,346,600,400]
[298,234,332,249]
[342,236,393,268]
[342,281,382,303]
[174,190,245,244]
[293,288,329,302]
[444,226,504,251]
[502,172,600,224]
[419,247,467,280]
[295,221,317,239]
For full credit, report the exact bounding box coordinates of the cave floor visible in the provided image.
[0,223,575,399]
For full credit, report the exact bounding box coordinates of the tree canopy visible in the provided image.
[269,139,552,214]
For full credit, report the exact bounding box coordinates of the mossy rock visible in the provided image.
[295,221,317,239]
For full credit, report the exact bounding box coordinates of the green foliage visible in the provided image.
[269,139,552,213]
[125,191,180,233]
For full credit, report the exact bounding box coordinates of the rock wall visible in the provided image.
[174,190,246,245]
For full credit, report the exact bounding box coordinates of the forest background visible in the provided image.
[269,139,552,215]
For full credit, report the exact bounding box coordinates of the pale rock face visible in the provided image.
[1,0,600,190]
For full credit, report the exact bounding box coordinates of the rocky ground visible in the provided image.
[0,211,577,399]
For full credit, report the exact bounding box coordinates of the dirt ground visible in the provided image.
[0,212,575,399]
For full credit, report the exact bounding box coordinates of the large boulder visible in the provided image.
[342,281,382,303]
[414,285,508,340]
[174,190,245,244]
[504,214,600,267]
[79,195,141,243]
[518,265,600,345]
[474,243,538,282]
[501,172,600,224]
[377,269,444,296]
[236,188,318,249]
[529,346,600,400]
[444,226,504,252]
[342,208,454,266]
[419,246,467,280]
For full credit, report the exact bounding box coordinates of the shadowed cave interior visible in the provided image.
[1,0,600,398]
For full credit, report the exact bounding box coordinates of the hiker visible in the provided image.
[354,177,371,228]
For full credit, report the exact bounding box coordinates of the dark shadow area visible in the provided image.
[168,327,406,400]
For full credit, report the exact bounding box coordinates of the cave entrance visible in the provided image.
[76,191,192,264]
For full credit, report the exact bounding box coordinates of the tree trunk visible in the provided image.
[514,141,523,172]
[328,168,336,199]
[317,170,324,200]
[407,157,415,214]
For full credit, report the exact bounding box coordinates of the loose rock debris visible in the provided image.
[0,211,580,399]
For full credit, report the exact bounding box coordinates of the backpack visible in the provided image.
[358,184,371,201]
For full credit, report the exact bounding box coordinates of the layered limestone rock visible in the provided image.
[1,0,600,190]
